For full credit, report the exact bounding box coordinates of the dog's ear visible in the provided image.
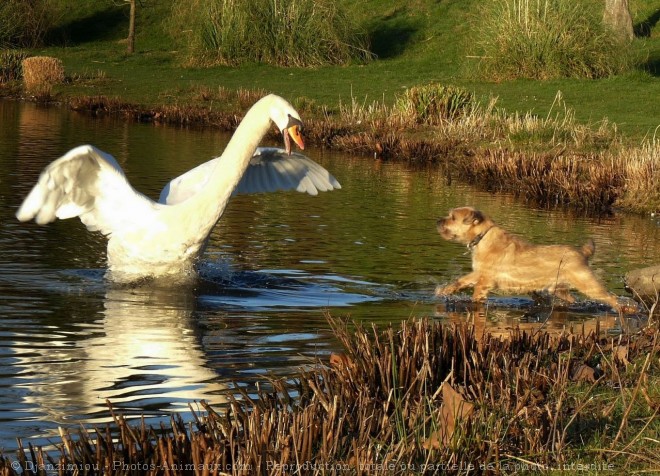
[464,209,484,225]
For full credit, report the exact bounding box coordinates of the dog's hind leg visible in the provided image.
[567,269,619,310]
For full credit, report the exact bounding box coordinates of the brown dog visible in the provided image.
[435,206,621,311]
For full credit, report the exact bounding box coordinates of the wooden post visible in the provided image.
[127,0,136,54]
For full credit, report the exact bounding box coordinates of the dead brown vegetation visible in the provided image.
[1,315,658,475]
[457,149,625,210]
[21,56,64,96]
[45,86,660,214]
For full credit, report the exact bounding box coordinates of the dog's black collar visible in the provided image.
[468,226,493,250]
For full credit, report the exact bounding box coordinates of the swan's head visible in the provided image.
[267,94,305,155]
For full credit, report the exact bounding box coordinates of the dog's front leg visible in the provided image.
[435,272,480,296]
[472,278,494,302]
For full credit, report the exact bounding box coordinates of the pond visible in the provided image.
[0,100,658,450]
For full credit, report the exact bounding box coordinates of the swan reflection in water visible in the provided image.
[17,283,228,435]
[8,264,374,443]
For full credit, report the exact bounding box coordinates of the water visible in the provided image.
[0,100,658,449]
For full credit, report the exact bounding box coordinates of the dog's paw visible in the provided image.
[617,297,641,315]
[435,284,454,297]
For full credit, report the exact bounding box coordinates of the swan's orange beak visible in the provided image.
[283,124,305,155]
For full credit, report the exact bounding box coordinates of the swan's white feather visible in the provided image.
[16,145,157,235]
[159,147,341,205]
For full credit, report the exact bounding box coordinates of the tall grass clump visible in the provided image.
[0,0,57,48]
[395,83,475,125]
[0,50,27,82]
[471,0,633,80]
[170,0,373,67]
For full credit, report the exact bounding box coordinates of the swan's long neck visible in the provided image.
[215,101,273,192]
[186,96,277,226]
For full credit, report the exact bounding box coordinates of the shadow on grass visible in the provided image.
[366,7,419,58]
[633,9,660,76]
[47,6,126,45]
[634,8,660,38]
[642,55,660,76]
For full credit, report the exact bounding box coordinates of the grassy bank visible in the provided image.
[1,315,658,475]
[0,0,659,213]
[33,87,657,214]
[16,0,660,135]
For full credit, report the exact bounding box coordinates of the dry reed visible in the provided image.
[457,149,625,211]
[21,56,64,96]
[613,135,660,213]
[1,315,658,475]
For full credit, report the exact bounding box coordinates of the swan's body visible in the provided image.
[16,94,341,283]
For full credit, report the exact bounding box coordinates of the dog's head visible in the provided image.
[436,207,490,244]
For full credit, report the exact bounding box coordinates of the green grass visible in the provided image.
[3,0,659,139]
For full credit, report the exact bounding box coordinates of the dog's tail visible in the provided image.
[581,238,596,259]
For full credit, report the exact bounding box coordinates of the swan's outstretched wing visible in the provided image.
[16,144,156,235]
[235,148,342,196]
[160,147,341,205]
[159,159,216,205]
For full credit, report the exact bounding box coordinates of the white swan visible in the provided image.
[16,94,341,283]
